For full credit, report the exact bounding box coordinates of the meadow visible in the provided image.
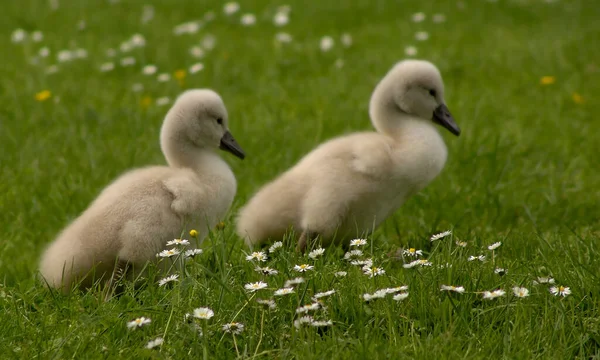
[1,0,599,358]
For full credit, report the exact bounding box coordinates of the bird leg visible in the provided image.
[296,230,316,253]
[103,259,130,302]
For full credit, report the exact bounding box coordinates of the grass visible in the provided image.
[1,0,599,358]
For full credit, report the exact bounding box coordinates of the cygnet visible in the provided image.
[39,89,245,293]
[236,60,460,251]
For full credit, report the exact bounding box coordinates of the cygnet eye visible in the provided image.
[216,118,223,125]
[429,89,437,97]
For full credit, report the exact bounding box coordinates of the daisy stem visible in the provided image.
[233,334,240,358]
[202,321,208,360]
[253,310,265,358]
[230,293,255,323]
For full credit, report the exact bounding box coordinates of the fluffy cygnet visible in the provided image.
[39,89,245,293]
[237,60,460,251]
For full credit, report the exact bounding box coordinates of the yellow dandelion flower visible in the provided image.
[540,76,556,85]
[189,229,198,237]
[216,221,226,230]
[140,96,152,108]
[35,90,52,102]
[174,69,186,80]
[572,92,584,104]
[174,69,186,86]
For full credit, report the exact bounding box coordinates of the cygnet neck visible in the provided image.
[370,98,439,139]
[160,131,227,176]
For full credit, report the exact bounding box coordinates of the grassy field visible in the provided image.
[1,0,599,358]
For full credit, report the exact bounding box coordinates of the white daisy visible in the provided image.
[393,292,409,301]
[274,287,295,296]
[550,286,571,297]
[482,289,506,299]
[157,73,171,82]
[403,259,432,268]
[201,35,216,50]
[411,12,426,22]
[38,47,50,57]
[334,271,347,277]
[158,274,179,286]
[349,239,367,247]
[11,29,27,43]
[99,62,115,72]
[269,241,283,253]
[296,302,324,314]
[311,320,333,327]
[166,238,190,246]
[404,46,418,56]
[57,50,73,62]
[120,57,136,67]
[189,46,205,59]
[487,242,502,250]
[402,248,423,257]
[273,12,289,26]
[189,63,204,74]
[308,248,325,259]
[351,258,373,267]
[284,277,305,287]
[512,286,529,298]
[430,230,452,241]
[240,14,256,26]
[312,289,335,300]
[432,13,446,23]
[344,249,363,259]
[46,65,59,74]
[145,337,164,349]
[363,290,387,301]
[223,2,240,15]
[131,83,144,92]
[222,322,244,335]
[173,21,200,35]
[156,97,170,106]
[142,65,157,75]
[192,307,214,320]
[119,41,133,53]
[127,317,151,329]
[455,241,468,247]
[415,31,429,41]
[246,251,268,262]
[363,266,385,278]
[157,248,180,258]
[293,315,314,328]
[130,34,146,47]
[440,285,465,293]
[255,266,278,275]
[293,264,314,272]
[31,31,44,42]
[256,298,277,309]
[341,33,353,47]
[141,5,155,24]
[533,277,555,285]
[319,36,334,52]
[184,248,203,258]
[494,268,506,276]
[275,32,293,43]
[384,286,409,294]
[468,255,486,262]
[245,281,268,292]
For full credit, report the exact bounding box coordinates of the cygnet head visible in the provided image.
[369,60,460,136]
[161,89,245,167]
